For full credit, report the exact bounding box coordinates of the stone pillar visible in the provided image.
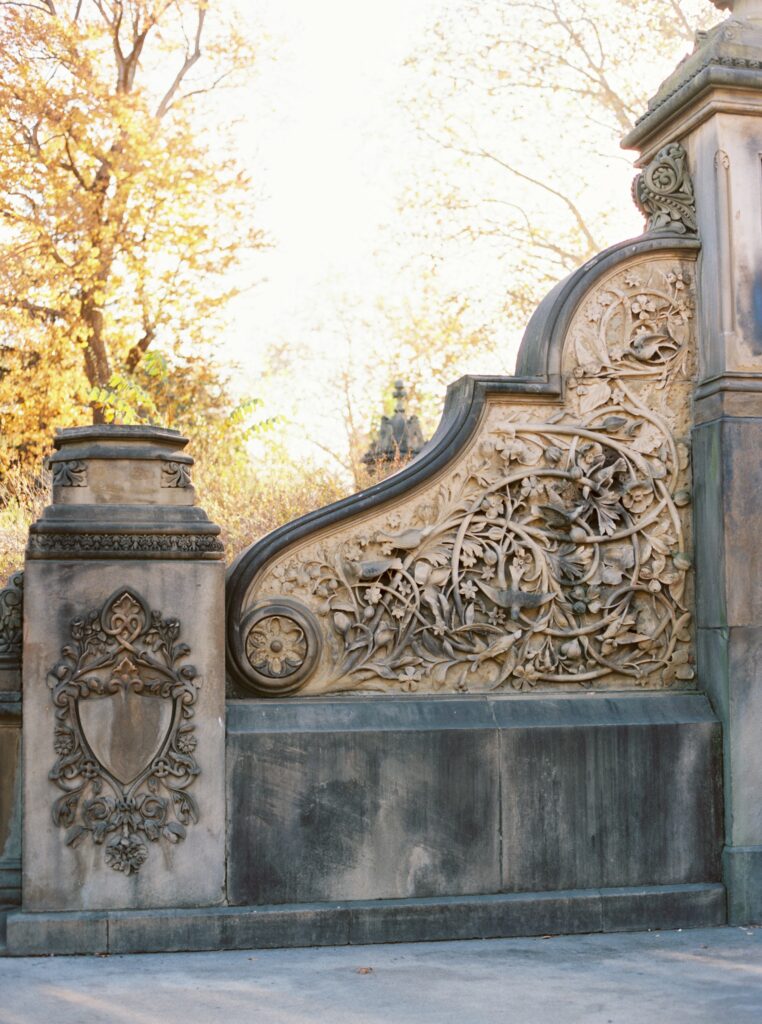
[21,426,225,913]
[624,0,762,922]
[0,572,23,906]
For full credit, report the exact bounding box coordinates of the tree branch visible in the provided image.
[155,5,206,118]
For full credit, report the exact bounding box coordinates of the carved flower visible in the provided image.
[54,729,75,756]
[246,615,307,677]
[661,648,695,687]
[105,834,148,875]
[480,566,496,581]
[460,579,478,601]
[631,294,657,320]
[387,512,402,529]
[487,608,505,626]
[520,476,544,500]
[481,495,504,520]
[176,731,197,755]
[367,584,383,604]
[622,482,654,515]
[397,665,421,691]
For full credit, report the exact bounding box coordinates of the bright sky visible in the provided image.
[211,0,714,468]
[225,0,442,368]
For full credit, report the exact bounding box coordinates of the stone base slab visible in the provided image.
[5,883,726,956]
[723,846,762,924]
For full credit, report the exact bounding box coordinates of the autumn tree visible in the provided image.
[399,0,720,353]
[0,0,264,471]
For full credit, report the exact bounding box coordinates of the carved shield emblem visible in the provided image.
[49,589,201,875]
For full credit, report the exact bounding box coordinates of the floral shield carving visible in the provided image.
[49,588,201,875]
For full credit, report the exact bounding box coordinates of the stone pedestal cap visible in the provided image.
[624,0,762,157]
[29,425,223,560]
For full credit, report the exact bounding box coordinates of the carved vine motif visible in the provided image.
[49,589,201,874]
[632,143,697,235]
[52,460,87,487]
[0,571,23,658]
[254,259,696,695]
[161,461,192,488]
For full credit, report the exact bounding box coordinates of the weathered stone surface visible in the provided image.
[497,698,723,893]
[226,693,722,909]
[22,426,226,915]
[724,846,762,923]
[226,696,501,905]
[0,704,21,905]
[4,882,725,956]
[22,559,226,912]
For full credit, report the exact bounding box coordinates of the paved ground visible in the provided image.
[0,926,760,1023]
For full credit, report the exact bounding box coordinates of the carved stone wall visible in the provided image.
[231,251,697,697]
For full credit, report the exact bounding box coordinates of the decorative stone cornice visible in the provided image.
[28,532,224,559]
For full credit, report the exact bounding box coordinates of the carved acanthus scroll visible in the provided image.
[632,143,697,235]
[236,254,697,697]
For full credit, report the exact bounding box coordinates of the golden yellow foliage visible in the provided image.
[0,0,264,472]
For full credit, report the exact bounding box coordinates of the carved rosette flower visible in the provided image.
[245,614,307,678]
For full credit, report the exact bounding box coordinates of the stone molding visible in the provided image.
[28,531,224,559]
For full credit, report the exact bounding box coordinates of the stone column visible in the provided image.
[0,571,23,906]
[624,0,762,922]
[21,426,225,913]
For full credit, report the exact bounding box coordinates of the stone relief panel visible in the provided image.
[238,254,696,696]
[0,571,24,659]
[49,588,201,874]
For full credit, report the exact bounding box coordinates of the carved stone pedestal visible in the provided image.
[624,4,762,924]
[13,426,225,916]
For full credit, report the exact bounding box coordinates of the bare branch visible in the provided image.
[155,5,206,118]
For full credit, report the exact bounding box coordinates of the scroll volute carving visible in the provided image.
[233,253,697,698]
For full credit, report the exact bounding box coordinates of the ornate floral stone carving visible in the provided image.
[51,460,87,487]
[49,589,201,874]
[246,615,308,677]
[239,255,697,697]
[28,533,224,557]
[161,461,192,488]
[632,143,697,235]
[0,571,23,658]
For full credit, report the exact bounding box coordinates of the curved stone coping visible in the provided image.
[225,233,701,688]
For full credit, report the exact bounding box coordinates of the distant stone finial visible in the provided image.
[632,142,697,235]
[362,379,426,473]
